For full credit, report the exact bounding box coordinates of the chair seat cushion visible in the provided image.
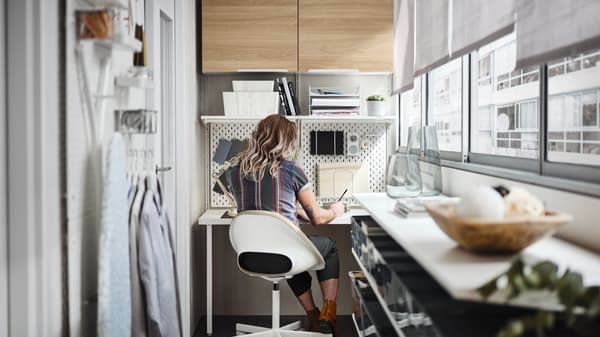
[238,252,292,275]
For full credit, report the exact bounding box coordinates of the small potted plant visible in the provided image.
[367,95,386,116]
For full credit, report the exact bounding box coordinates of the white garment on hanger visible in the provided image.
[130,174,148,337]
[138,175,182,337]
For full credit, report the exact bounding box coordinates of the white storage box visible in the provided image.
[222,92,238,116]
[223,92,279,116]
[232,80,275,92]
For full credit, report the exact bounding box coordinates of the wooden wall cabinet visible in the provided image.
[201,0,393,73]
[202,0,298,72]
[298,0,393,72]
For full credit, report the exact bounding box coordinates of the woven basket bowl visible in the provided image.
[425,203,572,254]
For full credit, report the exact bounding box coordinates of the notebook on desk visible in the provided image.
[316,162,369,198]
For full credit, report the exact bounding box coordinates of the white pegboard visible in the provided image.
[209,120,389,208]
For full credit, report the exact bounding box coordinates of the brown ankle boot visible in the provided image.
[319,300,337,336]
[306,308,320,332]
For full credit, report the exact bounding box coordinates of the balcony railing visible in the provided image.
[496,67,539,91]
[548,50,600,78]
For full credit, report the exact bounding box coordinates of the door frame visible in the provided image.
[6,0,62,336]
[146,0,192,336]
[146,0,177,227]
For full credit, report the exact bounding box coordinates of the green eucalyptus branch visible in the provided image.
[477,258,600,337]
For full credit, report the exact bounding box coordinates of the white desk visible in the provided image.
[353,193,600,310]
[196,208,370,336]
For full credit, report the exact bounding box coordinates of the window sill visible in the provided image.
[439,160,600,198]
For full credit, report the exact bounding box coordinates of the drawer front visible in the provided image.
[349,271,396,337]
[371,245,440,336]
[351,216,442,337]
[349,271,373,337]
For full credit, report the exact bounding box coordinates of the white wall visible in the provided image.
[65,1,147,335]
[174,0,197,335]
[6,0,62,336]
[0,0,7,335]
[190,32,206,337]
[442,167,600,253]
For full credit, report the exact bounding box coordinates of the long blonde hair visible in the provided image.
[235,114,298,181]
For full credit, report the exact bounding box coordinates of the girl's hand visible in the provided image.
[330,202,345,218]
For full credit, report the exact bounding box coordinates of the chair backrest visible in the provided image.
[229,210,325,279]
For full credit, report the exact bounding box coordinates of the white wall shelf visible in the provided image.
[80,0,128,9]
[115,76,154,89]
[205,70,393,76]
[353,192,600,311]
[93,94,115,99]
[295,115,395,123]
[94,36,142,53]
[200,115,395,125]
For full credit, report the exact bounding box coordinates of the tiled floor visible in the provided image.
[193,315,358,337]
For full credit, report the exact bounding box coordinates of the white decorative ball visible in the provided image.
[504,187,544,217]
[455,185,506,220]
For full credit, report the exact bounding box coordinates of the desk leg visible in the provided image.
[207,224,213,336]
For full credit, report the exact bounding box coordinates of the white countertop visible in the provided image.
[197,208,370,226]
[353,192,600,309]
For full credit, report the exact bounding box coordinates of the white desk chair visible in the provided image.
[229,210,332,337]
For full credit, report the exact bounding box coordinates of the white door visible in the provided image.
[146,2,192,336]
[146,0,177,225]
[0,0,8,335]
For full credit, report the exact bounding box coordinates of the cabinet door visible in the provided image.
[299,0,393,72]
[202,0,298,72]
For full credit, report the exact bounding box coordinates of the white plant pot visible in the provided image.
[367,100,386,116]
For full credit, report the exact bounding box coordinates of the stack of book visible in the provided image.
[309,87,360,116]
[394,196,459,218]
[275,77,298,116]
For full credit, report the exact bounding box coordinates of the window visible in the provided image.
[471,34,540,159]
[547,48,600,166]
[519,101,538,129]
[478,53,492,86]
[427,57,462,152]
[582,92,598,127]
[400,76,423,147]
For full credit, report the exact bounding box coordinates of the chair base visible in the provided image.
[235,321,331,337]
[233,281,331,336]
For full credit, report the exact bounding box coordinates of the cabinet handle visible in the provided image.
[236,69,288,73]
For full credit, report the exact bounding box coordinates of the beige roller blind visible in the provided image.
[451,0,515,58]
[414,0,449,76]
[393,0,415,93]
[516,0,600,68]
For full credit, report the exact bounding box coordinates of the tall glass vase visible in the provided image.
[385,127,421,198]
[420,126,443,196]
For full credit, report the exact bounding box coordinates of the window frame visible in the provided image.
[467,52,540,171]
[425,56,466,161]
[541,64,600,184]
[397,75,427,155]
